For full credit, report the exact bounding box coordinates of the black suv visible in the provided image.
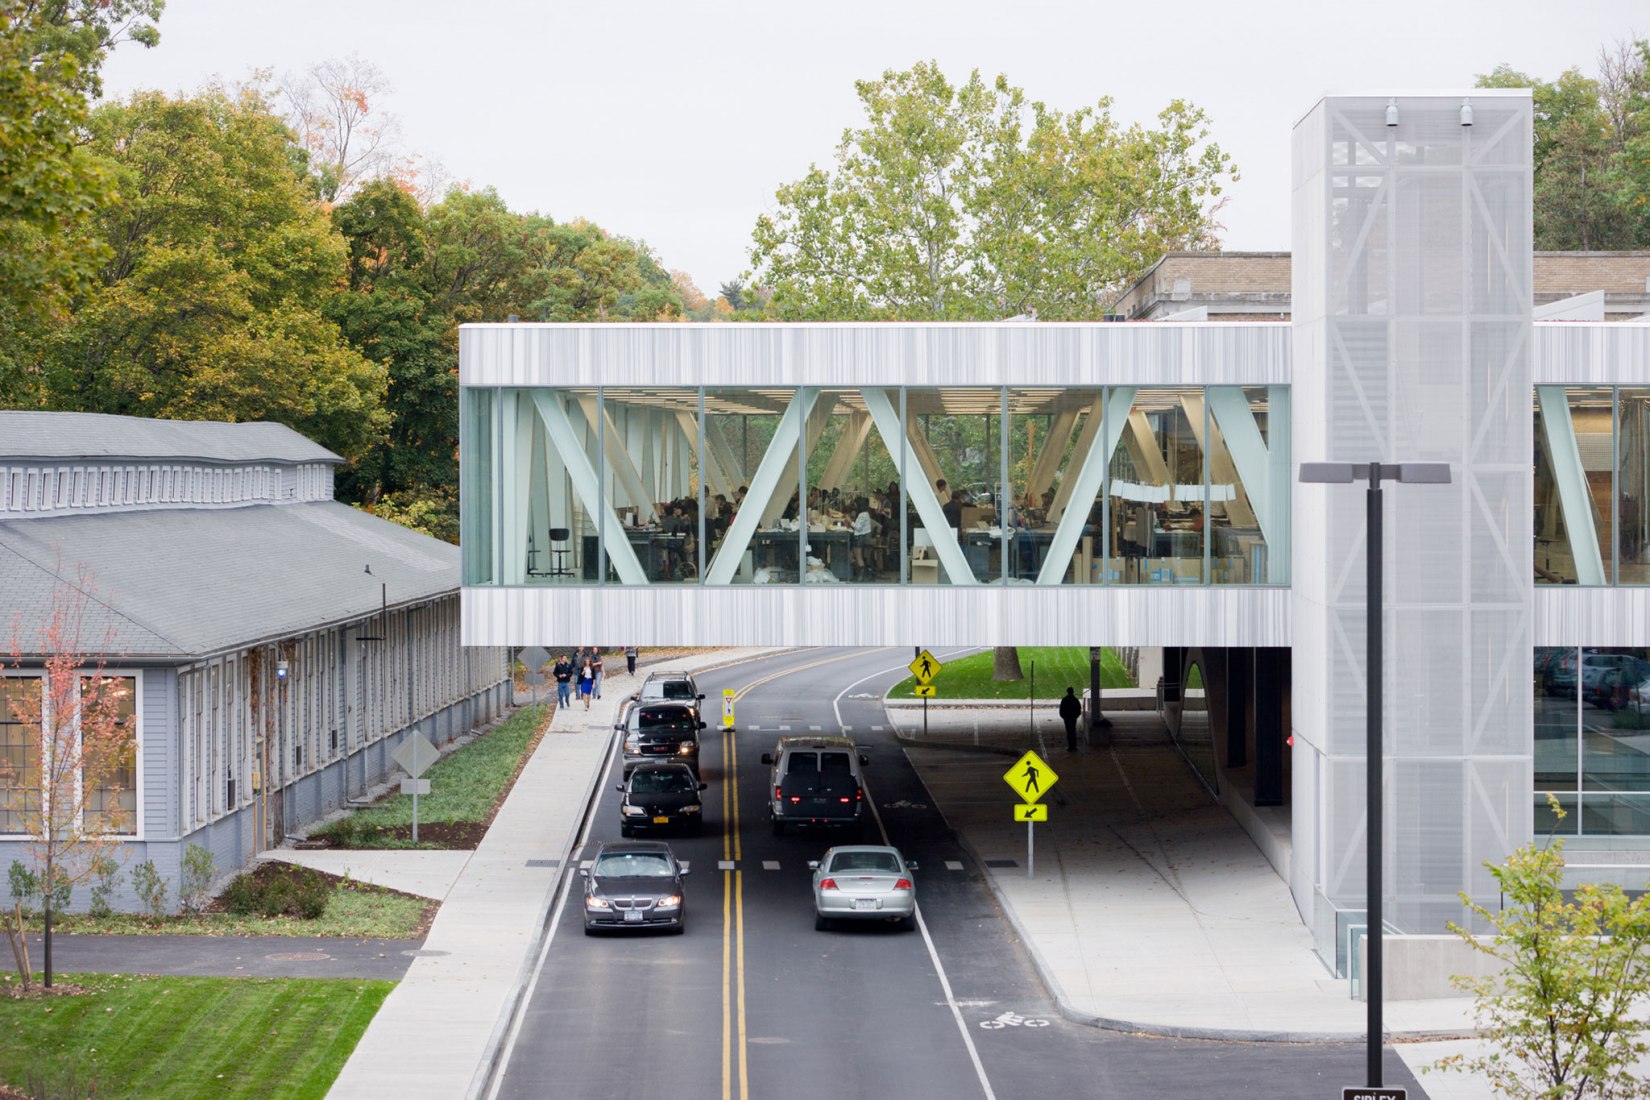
[633,671,706,722]
[620,701,705,775]
[618,763,708,836]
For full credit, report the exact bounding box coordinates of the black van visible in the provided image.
[619,702,705,775]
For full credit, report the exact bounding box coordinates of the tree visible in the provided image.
[749,62,1237,320]
[1429,797,1650,1098]
[278,53,403,202]
[3,567,138,988]
[992,647,1024,683]
[41,88,389,465]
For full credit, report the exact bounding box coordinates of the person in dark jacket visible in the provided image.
[552,656,574,708]
[1059,686,1083,752]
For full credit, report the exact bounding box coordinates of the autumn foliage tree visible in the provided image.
[4,568,138,988]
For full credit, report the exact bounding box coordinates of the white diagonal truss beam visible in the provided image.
[1182,393,1259,529]
[705,389,819,585]
[862,388,976,585]
[1037,388,1136,585]
[1049,396,1106,523]
[1537,385,1606,585]
[1027,408,1079,503]
[531,391,648,585]
[676,410,732,500]
[577,395,657,523]
[760,393,838,525]
[905,417,949,501]
[818,411,873,493]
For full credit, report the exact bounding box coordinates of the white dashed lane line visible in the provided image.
[762,860,780,870]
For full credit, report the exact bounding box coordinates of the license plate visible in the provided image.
[652,816,670,824]
[624,910,643,923]
[854,898,877,911]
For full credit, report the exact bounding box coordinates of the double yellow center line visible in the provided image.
[719,648,887,1099]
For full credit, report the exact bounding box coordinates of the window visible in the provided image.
[0,678,41,834]
[81,675,137,835]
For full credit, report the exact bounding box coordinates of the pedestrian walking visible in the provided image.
[624,645,639,675]
[578,657,595,710]
[1059,686,1082,752]
[590,649,605,699]
[553,654,574,709]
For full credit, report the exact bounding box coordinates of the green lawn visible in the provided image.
[0,973,392,1100]
[313,704,548,848]
[887,647,1133,700]
[50,878,429,939]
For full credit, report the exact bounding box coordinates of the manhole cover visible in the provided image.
[265,951,330,962]
[401,949,450,958]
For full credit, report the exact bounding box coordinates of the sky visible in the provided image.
[100,0,1646,296]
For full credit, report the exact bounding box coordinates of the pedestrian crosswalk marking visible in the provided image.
[762,860,780,870]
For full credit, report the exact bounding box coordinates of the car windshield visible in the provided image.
[632,770,696,794]
[638,707,694,730]
[644,680,694,700]
[595,853,674,878]
[829,851,900,874]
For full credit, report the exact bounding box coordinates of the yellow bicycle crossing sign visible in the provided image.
[1003,750,1058,804]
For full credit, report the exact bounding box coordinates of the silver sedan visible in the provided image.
[809,845,918,931]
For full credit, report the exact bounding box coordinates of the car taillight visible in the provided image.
[856,787,863,801]
[774,785,782,800]
[893,879,912,891]
[790,796,801,803]
[838,796,851,803]
[819,878,838,891]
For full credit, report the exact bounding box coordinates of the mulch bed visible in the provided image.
[296,819,489,850]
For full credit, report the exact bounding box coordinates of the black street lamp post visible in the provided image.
[1298,460,1449,1089]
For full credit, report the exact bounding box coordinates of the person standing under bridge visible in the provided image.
[1059,686,1082,752]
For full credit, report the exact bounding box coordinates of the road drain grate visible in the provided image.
[983,859,1019,868]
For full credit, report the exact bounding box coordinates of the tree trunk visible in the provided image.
[992,646,1024,682]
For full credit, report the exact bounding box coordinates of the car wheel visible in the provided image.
[772,819,785,837]
[814,912,830,932]
[900,915,916,932]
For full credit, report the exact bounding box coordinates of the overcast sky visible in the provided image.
[100,0,1645,295]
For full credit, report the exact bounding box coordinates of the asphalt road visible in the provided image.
[4,933,420,980]
[492,646,1429,1100]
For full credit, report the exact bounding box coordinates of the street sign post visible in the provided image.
[391,732,439,843]
[910,650,942,737]
[1003,751,1058,878]
[723,688,736,728]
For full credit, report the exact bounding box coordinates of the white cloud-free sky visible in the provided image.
[101,0,1645,295]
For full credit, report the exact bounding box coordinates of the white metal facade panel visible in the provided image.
[1291,93,1534,956]
[1534,324,1650,385]
[461,585,1290,648]
[1534,587,1650,645]
[459,322,1293,388]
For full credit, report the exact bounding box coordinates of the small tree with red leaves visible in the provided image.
[4,568,136,988]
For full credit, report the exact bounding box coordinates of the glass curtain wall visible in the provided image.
[1535,646,1650,837]
[1105,390,1207,585]
[600,388,701,584]
[804,389,900,584]
[1008,387,1103,584]
[903,389,1001,584]
[703,388,799,585]
[460,388,494,586]
[1620,388,1650,585]
[1534,386,1616,584]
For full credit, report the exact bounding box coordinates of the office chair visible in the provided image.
[548,527,573,577]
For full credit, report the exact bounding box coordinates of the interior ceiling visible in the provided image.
[589,387,1273,418]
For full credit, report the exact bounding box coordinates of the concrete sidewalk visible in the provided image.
[315,647,791,1100]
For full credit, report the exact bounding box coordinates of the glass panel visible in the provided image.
[1580,648,1650,796]
[805,389,899,584]
[1534,646,1578,791]
[704,387,800,585]
[599,388,701,584]
[1619,388,1650,585]
[487,387,599,586]
[1533,387,1613,585]
[82,675,137,835]
[460,388,494,586]
[1580,793,1650,837]
[1534,792,1578,837]
[1009,387,1102,584]
[1207,386,1283,585]
[1107,389,1205,585]
[0,677,40,834]
[904,389,1001,584]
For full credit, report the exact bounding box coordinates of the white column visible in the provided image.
[862,388,977,585]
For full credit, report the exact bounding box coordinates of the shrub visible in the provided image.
[222,865,331,921]
[131,859,169,918]
[179,843,215,913]
[88,854,121,918]
[8,861,37,915]
[221,871,261,916]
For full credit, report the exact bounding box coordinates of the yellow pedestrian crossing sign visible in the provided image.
[914,684,937,698]
[1014,803,1048,822]
[908,650,942,685]
[1003,750,1058,803]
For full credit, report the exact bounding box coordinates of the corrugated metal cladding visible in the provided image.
[1534,588,1650,645]
[463,586,1292,648]
[458,322,1294,388]
[1535,324,1650,384]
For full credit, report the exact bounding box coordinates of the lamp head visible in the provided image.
[1460,98,1473,127]
[1385,97,1399,127]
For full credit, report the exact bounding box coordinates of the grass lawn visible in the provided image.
[312,704,549,849]
[49,875,430,939]
[886,647,1133,700]
[0,973,392,1100]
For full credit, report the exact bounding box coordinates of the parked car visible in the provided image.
[632,670,706,722]
[618,763,708,836]
[762,735,869,836]
[619,701,705,775]
[1548,651,1650,699]
[1586,664,1650,710]
[581,840,689,934]
[809,845,917,931]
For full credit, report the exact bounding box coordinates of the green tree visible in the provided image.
[42,88,388,464]
[1430,798,1650,1098]
[749,62,1237,320]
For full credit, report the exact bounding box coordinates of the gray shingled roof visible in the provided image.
[0,412,341,465]
[0,502,457,659]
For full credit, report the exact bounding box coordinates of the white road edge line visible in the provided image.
[483,733,623,1100]
[836,649,995,1100]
